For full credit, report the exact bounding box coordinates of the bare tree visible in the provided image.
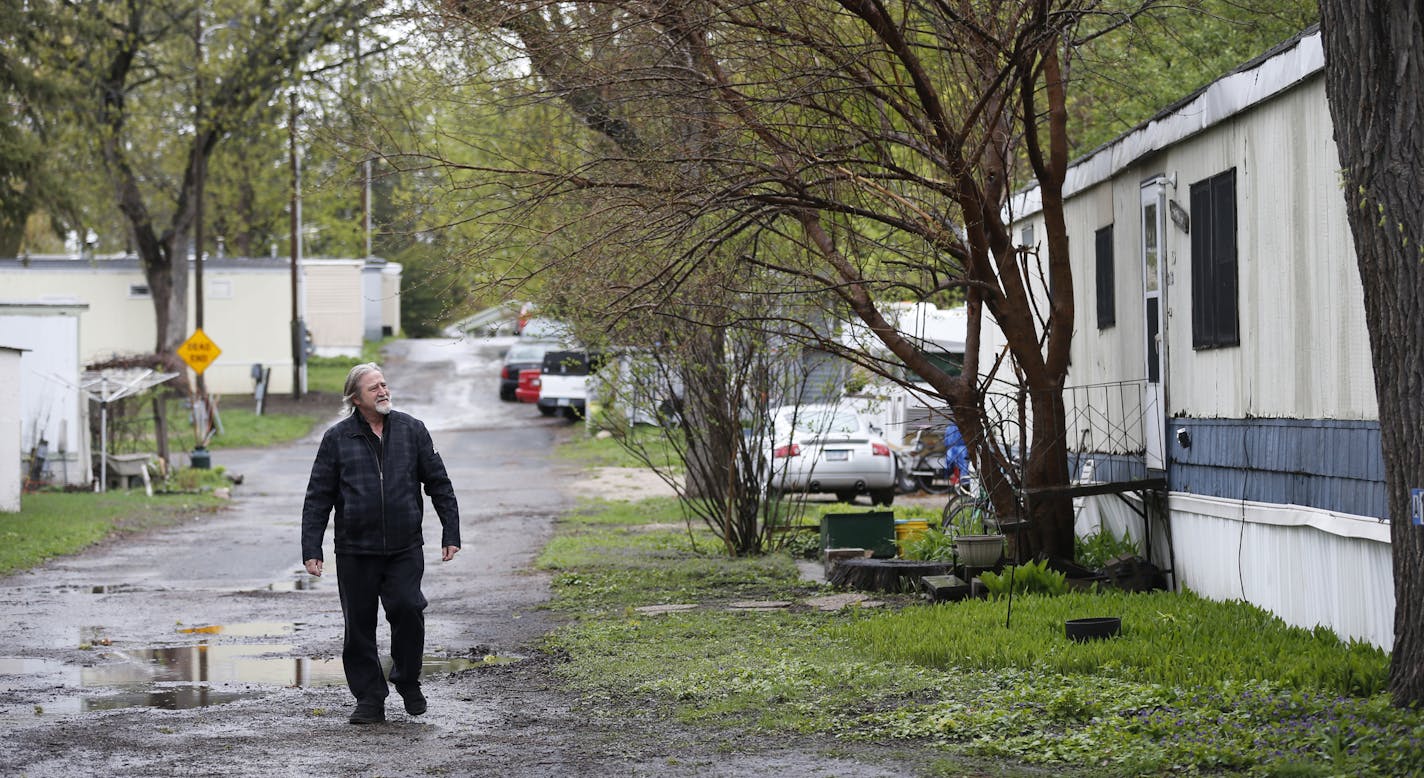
[594,313,812,555]
[1317,1,1424,708]
[432,1,1156,558]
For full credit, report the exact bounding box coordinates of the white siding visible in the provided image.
[0,258,376,394]
[1080,492,1393,649]
[381,263,402,337]
[303,260,364,358]
[191,268,298,395]
[0,303,92,486]
[1165,78,1374,420]
[0,348,24,510]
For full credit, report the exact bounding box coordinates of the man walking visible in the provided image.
[301,362,461,724]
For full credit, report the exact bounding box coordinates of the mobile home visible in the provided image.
[1001,28,1390,647]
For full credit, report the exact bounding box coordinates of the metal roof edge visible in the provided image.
[1012,25,1323,220]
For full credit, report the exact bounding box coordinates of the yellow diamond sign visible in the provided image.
[177,328,222,374]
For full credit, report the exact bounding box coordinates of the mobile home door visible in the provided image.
[1141,178,1168,471]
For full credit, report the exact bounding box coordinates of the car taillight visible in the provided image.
[501,366,511,379]
[872,443,890,457]
[773,444,801,458]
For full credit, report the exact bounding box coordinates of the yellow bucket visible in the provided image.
[894,519,930,556]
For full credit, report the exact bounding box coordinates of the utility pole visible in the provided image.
[191,12,210,466]
[289,90,303,400]
[355,28,371,258]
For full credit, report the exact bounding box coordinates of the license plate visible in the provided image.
[825,450,849,461]
[557,398,570,406]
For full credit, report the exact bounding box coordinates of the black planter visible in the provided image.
[1065,617,1121,642]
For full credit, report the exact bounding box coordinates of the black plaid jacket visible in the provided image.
[301,410,460,561]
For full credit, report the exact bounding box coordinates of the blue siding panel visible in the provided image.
[1069,452,1148,483]
[1165,417,1385,519]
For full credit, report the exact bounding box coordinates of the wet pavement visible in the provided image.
[0,339,577,744]
[0,335,944,777]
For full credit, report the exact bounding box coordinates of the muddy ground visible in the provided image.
[0,338,969,777]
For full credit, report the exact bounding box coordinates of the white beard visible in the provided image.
[375,400,392,415]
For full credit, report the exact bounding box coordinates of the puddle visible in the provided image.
[177,622,295,637]
[82,688,251,712]
[84,644,344,688]
[3,647,497,716]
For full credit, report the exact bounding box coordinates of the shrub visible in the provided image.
[979,559,1068,597]
[901,526,957,561]
[1075,527,1139,569]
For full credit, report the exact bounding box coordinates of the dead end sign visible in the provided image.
[177,329,222,374]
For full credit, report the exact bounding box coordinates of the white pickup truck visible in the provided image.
[536,350,599,421]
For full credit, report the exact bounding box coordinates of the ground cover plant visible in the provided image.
[556,428,682,471]
[1074,527,1140,570]
[540,496,1423,777]
[0,491,224,575]
[205,408,321,450]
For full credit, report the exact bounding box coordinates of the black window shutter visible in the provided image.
[1190,181,1211,348]
[1211,170,1239,346]
[1095,225,1115,328]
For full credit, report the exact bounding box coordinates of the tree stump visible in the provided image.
[828,558,952,593]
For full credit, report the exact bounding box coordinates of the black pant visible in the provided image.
[335,546,427,703]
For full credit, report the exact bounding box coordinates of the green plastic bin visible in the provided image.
[820,511,897,558]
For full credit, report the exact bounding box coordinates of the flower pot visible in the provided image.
[953,534,1003,567]
[1065,616,1121,642]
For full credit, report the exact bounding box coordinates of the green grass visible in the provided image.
[557,425,686,471]
[1,491,224,575]
[305,357,359,395]
[208,407,321,449]
[538,494,1423,777]
[305,337,392,394]
[842,590,1388,695]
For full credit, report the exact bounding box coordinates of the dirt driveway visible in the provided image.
[0,338,943,777]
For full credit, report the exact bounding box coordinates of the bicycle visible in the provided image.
[941,472,993,535]
[894,426,954,494]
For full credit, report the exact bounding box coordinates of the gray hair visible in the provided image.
[342,362,384,415]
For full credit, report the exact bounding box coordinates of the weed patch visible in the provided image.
[541,496,1422,777]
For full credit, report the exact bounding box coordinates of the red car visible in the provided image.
[514,368,542,405]
[516,369,560,416]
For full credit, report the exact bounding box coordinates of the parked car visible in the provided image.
[515,368,549,413]
[767,402,897,506]
[537,350,602,421]
[499,341,556,401]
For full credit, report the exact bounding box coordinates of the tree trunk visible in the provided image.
[1025,386,1073,558]
[682,328,732,502]
[102,134,189,468]
[1318,2,1424,707]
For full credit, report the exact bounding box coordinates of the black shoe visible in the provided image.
[348,701,386,725]
[396,684,427,716]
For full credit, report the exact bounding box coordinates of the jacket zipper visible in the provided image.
[358,430,387,551]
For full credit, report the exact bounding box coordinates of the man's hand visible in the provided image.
[442,546,459,562]
[304,558,323,577]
